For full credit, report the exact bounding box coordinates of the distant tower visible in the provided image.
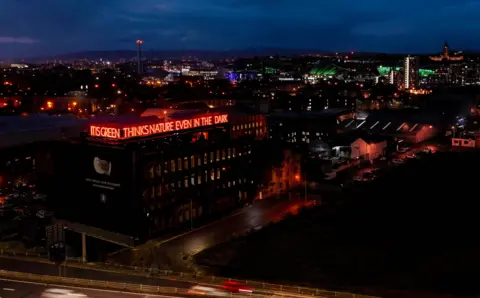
[136,40,143,74]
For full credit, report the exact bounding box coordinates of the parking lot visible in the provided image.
[0,183,52,248]
[327,140,450,186]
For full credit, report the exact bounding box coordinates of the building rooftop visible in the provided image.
[309,64,343,76]
[271,108,351,119]
[0,114,85,149]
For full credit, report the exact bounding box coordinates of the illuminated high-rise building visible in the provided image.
[404,56,419,90]
[136,40,143,74]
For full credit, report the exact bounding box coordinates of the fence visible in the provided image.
[0,249,379,298]
[0,269,268,297]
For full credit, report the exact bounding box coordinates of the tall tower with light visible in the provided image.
[404,55,419,90]
[136,40,143,74]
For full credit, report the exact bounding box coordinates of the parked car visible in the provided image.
[392,159,404,164]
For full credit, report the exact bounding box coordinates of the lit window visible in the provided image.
[216,168,221,179]
[170,160,176,172]
[197,155,201,166]
[184,176,189,188]
[177,158,182,171]
[227,148,231,159]
[210,152,214,163]
[233,148,236,157]
[148,166,154,178]
[216,150,220,161]
[197,175,202,184]
[155,165,162,177]
[183,157,188,170]
[191,156,195,168]
[210,169,215,181]
[222,150,226,160]
[204,153,208,164]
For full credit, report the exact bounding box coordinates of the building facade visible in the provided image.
[54,109,270,239]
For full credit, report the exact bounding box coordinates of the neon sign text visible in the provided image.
[90,114,228,139]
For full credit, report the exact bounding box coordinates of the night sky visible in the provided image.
[0,0,479,58]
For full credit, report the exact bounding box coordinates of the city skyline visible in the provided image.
[0,0,479,58]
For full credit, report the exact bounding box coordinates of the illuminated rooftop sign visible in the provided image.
[89,114,228,140]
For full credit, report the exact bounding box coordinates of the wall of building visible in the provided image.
[415,125,439,143]
[452,138,476,147]
[260,150,300,198]
[351,138,386,160]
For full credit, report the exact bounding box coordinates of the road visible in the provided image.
[0,279,178,297]
[130,198,309,273]
[0,257,192,288]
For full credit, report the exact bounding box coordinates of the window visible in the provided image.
[190,173,195,186]
[216,168,221,179]
[227,148,231,159]
[170,160,176,172]
[197,155,201,166]
[222,150,226,160]
[204,153,208,164]
[191,156,195,168]
[210,152,214,163]
[156,185,162,196]
[210,169,215,181]
[150,186,155,198]
[184,176,188,188]
[177,158,182,171]
[183,157,188,170]
[197,174,202,185]
[216,150,220,161]
[148,166,154,178]
[233,148,236,157]
[155,165,162,177]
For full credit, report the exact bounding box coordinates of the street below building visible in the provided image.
[118,197,310,273]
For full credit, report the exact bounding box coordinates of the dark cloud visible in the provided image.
[0,0,479,57]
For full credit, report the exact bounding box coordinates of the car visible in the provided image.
[392,159,404,164]
[363,172,374,180]
[41,288,87,297]
[188,285,228,296]
[222,281,253,293]
[405,153,416,159]
[353,176,363,182]
[33,193,47,200]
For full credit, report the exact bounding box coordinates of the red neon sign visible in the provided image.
[90,114,229,139]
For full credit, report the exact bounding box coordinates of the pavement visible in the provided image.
[0,279,180,298]
[146,198,309,272]
[0,257,192,288]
